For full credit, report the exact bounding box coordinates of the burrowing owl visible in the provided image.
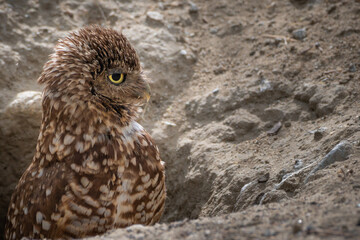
[5,26,166,239]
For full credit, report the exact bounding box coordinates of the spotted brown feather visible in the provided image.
[5,26,166,239]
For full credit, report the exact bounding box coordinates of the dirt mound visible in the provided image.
[0,0,359,239]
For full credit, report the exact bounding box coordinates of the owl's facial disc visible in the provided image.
[92,68,151,105]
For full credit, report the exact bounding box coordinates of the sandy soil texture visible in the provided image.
[0,0,359,239]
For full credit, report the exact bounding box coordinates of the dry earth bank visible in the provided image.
[0,0,359,239]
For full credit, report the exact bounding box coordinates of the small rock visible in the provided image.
[213,66,226,75]
[267,122,282,136]
[294,159,303,170]
[292,28,307,40]
[313,131,323,141]
[163,121,176,126]
[230,23,243,34]
[315,42,323,51]
[217,22,243,37]
[223,109,260,135]
[272,68,281,74]
[327,5,337,14]
[289,0,309,7]
[259,79,272,92]
[212,88,219,94]
[5,91,42,117]
[179,49,187,56]
[210,28,218,34]
[309,127,327,135]
[189,2,199,14]
[258,172,270,183]
[262,229,277,237]
[310,127,327,141]
[292,219,303,234]
[308,85,347,117]
[245,72,252,77]
[146,11,164,27]
[339,76,351,85]
[305,224,316,234]
[349,63,357,72]
[294,84,317,103]
[277,174,300,192]
[262,108,284,122]
[305,141,353,183]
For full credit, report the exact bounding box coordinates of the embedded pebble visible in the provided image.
[294,159,303,170]
[146,11,164,27]
[292,219,303,234]
[305,140,353,183]
[217,23,243,37]
[212,88,219,94]
[313,131,323,141]
[292,28,307,40]
[267,122,282,136]
[179,49,187,56]
[213,66,226,75]
[259,79,272,92]
[258,172,270,183]
[349,64,357,72]
[189,2,199,14]
[310,127,328,141]
[210,28,218,34]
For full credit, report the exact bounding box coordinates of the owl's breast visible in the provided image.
[101,120,166,227]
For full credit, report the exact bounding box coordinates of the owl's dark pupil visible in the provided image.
[112,73,121,81]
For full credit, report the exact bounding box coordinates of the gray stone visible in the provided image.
[349,63,357,72]
[212,88,219,95]
[257,172,270,183]
[189,2,199,14]
[0,91,42,237]
[308,85,348,117]
[223,109,260,136]
[294,83,317,103]
[210,28,218,34]
[146,11,164,27]
[292,28,307,40]
[217,22,243,37]
[294,159,303,170]
[213,65,226,75]
[305,141,353,183]
[259,79,272,92]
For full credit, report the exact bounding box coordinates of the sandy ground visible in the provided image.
[0,0,359,239]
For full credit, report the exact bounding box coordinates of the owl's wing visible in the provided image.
[50,126,166,235]
[5,160,72,239]
[6,121,165,239]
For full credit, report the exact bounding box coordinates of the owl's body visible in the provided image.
[5,26,166,239]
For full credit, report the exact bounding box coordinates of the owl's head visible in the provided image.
[38,26,150,106]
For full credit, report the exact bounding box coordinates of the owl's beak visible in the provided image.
[143,83,151,102]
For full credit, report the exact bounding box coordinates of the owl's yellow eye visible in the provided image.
[108,73,125,85]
